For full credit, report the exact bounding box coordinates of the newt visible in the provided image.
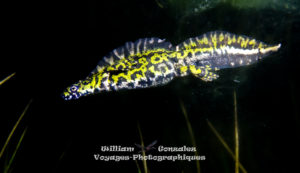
[62,31,280,100]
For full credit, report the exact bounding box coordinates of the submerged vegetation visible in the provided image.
[134,90,247,173]
[0,73,15,86]
[0,73,32,173]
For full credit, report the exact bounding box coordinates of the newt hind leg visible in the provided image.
[189,65,220,82]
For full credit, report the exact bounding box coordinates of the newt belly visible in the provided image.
[62,31,281,100]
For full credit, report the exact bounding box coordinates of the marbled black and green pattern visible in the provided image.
[62,31,281,100]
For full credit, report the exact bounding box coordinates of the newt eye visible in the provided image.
[70,86,78,92]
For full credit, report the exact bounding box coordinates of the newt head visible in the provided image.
[62,72,111,100]
[61,81,84,100]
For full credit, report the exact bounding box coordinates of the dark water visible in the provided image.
[1,0,299,172]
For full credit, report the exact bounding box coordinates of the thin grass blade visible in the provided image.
[4,127,27,173]
[0,73,16,86]
[207,120,247,173]
[234,90,239,173]
[0,99,33,159]
[137,122,148,173]
[134,159,142,173]
[179,100,201,173]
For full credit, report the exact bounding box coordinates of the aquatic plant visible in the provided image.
[1,73,32,173]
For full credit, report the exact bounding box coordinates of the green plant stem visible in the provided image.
[4,127,28,173]
[234,90,239,173]
[179,100,200,173]
[0,99,32,159]
[134,159,142,173]
[137,122,148,173]
[207,120,247,173]
[0,73,16,86]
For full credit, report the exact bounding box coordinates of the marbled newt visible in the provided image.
[62,31,281,100]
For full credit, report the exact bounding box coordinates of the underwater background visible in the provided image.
[1,0,300,172]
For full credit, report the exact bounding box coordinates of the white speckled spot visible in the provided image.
[158,39,165,43]
[104,56,114,65]
[149,38,154,44]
